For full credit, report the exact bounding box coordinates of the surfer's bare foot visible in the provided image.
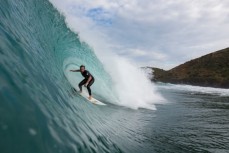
[88,96,92,100]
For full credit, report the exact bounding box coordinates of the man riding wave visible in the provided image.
[70,65,94,100]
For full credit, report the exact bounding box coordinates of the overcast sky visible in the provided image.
[51,0,229,70]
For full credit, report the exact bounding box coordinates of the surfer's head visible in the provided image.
[80,65,85,72]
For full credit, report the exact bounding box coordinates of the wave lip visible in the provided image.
[50,0,165,110]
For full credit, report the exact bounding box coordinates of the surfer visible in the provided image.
[70,65,94,100]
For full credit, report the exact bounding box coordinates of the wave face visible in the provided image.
[0,0,164,152]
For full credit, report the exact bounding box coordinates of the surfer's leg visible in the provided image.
[86,78,94,96]
[78,79,87,92]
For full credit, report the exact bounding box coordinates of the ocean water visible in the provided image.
[1,0,229,153]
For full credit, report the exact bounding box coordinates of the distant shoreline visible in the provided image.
[143,47,229,89]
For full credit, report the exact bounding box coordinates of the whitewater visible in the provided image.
[1,0,229,153]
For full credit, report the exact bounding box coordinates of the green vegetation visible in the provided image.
[150,47,229,88]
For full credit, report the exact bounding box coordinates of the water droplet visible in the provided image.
[2,125,8,130]
[29,128,37,136]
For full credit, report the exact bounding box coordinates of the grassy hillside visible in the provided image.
[152,47,229,88]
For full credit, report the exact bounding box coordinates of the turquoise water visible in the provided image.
[1,0,229,153]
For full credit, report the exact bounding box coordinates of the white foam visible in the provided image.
[158,83,229,97]
[51,0,165,110]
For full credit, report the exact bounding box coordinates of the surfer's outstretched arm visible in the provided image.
[70,70,80,72]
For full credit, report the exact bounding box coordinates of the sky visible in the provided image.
[51,0,229,70]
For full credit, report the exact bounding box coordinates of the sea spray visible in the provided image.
[50,0,165,109]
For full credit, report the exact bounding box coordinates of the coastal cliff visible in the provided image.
[149,47,229,88]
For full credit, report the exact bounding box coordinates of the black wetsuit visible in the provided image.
[78,70,94,96]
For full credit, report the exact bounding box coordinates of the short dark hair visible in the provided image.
[80,65,85,69]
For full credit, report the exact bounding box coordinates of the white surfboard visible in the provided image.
[80,91,106,105]
[74,89,106,105]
